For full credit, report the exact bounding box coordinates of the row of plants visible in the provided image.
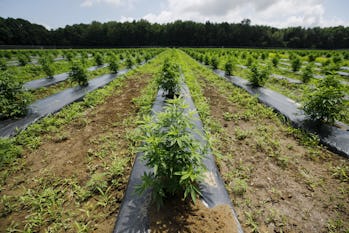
[183,48,348,125]
[0,51,167,232]
[0,49,163,120]
[176,50,349,233]
[136,56,206,208]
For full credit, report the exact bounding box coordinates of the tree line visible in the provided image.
[0,17,348,49]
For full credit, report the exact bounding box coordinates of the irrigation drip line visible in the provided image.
[113,81,243,233]
[23,64,109,90]
[211,68,349,159]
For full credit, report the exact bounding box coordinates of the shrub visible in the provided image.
[69,63,88,86]
[95,53,104,66]
[291,57,301,72]
[301,63,313,83]
[126,57,133,69]
[308,54,316,62]
[211,57,219,69]
[272,57,279,67]
[0,71,31,119]
[109,56,119,74]
[204,55,210,65]
[248,64,270,87]
[157,59,180,98]
[0,59,7,71]
[18,55,30,66]
[246,56,253,67]
[136,97,205,208]
[303,76,346,124]
[39,57,54,78]
[224,60,234,76]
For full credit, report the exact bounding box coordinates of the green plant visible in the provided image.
[126,57,133,69]
[224,60,234,76]
[0,58,7,71]
[232,178,247,195]
[39,56,54,78]
[136,97,205,208]
[69,63,88,86]
[0,71,31,119]
[303,76,346,124]
[291,57,301,72]
[0,138,23,169]
[272,57,279,67]
[157,59,180,98]
[95,53,104,66]
[248,64,270,87]
[18,54,30,66]
[211,57,219,69]
[86,172,108,193]
[301,63,313,83]
[109,56,119,74]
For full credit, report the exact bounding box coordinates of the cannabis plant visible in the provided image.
[137,97,205,208]
[224,60,234,76]
[248,64,270,87]
[69,63,88,86]
[157,59,180,98]
[0,71,31,119]
[303,76,346,124]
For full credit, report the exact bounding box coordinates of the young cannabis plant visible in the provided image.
[248,63,270,87]
[157,59,180,98]
[0,71,31,119]
[303,75,346,124]
[69,62,88,86]
[137,97,205,208]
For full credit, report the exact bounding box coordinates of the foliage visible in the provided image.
[18,54,30,66]
[224,60,234,76]
[301,63,313,83]
[126,57,133,69]
[248,64,270,87]
[272,57,279,67]
[291,57,301,72]
[108,56,119,74]
[0,138,22,169]
[303,76,346,124]
[39,56,54,78]
[136,97,205,208]
[0,71,31,119]
[0,58,7,71]
[211,57,219,69]
[95,53,104,66]
[69,63,88,86]
[157,59,180,98]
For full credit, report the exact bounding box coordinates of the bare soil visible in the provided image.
[150,196,238,233]
[0,73,153,232]
[199,77,349,232]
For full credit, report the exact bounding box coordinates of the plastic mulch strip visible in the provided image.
[23,64,109,90]
[0,68,128,138]
[113,81,244,233]
[211,68,349,159]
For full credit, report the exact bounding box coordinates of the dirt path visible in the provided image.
[199,76,349,233]
[0,72,153,232]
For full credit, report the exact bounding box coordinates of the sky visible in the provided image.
[0,0,348,29]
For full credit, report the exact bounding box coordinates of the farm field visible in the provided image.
[0,48,348,233]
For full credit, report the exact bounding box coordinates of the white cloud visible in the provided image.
[80,0,123,7]
[142,0,348,27]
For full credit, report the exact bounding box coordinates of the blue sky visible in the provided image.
[0,0,348,29]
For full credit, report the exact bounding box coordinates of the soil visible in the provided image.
[150,196,238,233]
[199,76,349,232]
[0,73,153,232]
